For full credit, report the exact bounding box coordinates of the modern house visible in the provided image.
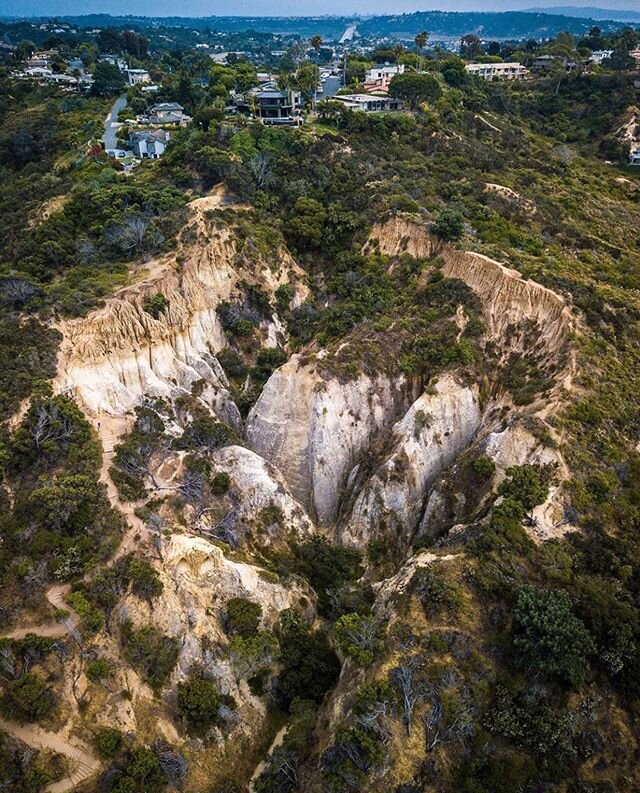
[127,68,151,85]
[365,63,405,82]
[129,129,170,158]
[333,94,404,112]
[630,145,640,165]
[465,62,529,80]
[235,86,302,125]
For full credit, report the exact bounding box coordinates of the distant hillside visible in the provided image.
[357,10,630,39]
[12,11,633,41]
[525,6,640,23]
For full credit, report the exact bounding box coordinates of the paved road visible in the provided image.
[319,75,343,100]
[102,93,127,152]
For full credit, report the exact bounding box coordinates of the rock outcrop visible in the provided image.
[115,533,307,726]
[245,355,412,526]
[209,445,314,543]
[341,375,482,550]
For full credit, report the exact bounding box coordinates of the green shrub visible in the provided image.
[94,727,124,758]
[334,613,383,667]
[177,675,222,733]
[512,585,595,687]
[142,292,169,319]
[225,597,262,637]
[122,624,180,693]
[0,672,55,723]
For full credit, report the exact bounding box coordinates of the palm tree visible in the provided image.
[414,31,429,72]
[310,35,323,108]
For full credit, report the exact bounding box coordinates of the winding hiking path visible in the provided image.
[0,718,100,793]
[0,586,98,792]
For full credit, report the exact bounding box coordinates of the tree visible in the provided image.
[460,34,482,60]
[310,36,323,107]
[90,61,126,98]
[498,464,552,513]
[512,585,595,686]
[29,475,103,534]
[334,614,383,666]
[276,610,340,708]
[123,624,180,693]
[414,31,429,72]
[432,207,464,241]
[177,675,221,733]
[389,72,442,110]
[94,727,124,758]
[229,632,279,681]
[0,672,54,723]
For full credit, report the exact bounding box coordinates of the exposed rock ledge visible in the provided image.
[341,374,482,550]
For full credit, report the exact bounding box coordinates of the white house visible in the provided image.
[333,94,404,112]
[365,63,405,82]
[465,62,529,80]
[127,68,151,85]
[129,129,170,159]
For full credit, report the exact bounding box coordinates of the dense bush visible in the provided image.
[225,597,262,637]
[122,624,180,693]
[512,586,595,687]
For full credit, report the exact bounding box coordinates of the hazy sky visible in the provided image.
[0,0,637,18]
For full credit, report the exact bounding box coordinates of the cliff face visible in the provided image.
[56,198,307,417]
[341,375,482,550]
[245,355,412,526]
[367,216,575,367]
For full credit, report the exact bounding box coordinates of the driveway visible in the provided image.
[102,93,128,152]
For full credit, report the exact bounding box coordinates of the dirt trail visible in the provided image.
[93,412,148,561]
[0,586,98,792]
[0,717,100,793]
[3,585,78,641]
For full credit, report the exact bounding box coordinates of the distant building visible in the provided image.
[465,62,529,80]
[235,87,302,125]
[531,55,578,73]
[333,93,404,112]
[630,50,640,67]
[589,50,614,64]
[129,129,170,159]
[127,68,151,85]
[630,145,640,165]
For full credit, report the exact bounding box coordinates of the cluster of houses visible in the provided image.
[12,49,95,89]
[11,49,155,93]
[105,101,192,163]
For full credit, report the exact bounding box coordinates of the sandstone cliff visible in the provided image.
[341,375,482,550]
[56,197,307,418]
[245,354,412,526]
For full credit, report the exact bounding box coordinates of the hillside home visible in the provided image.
[129,129,170,158]
[127,68,151,85]
[334,93,404,112]
[589,50,614,64]
[143,102,192,126]
[363,62,405,94]
[235,86,302,125]
[466,62,529,80]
